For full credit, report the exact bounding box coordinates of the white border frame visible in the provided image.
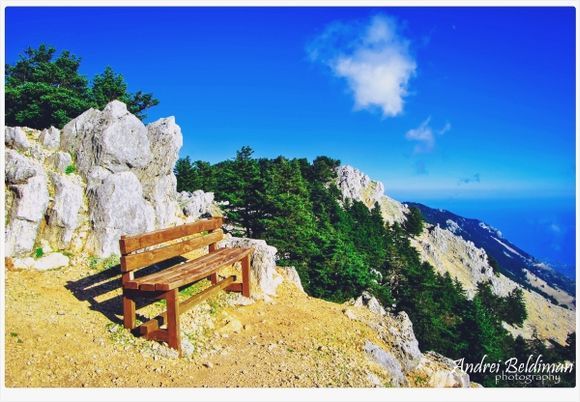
[1,1,578,401]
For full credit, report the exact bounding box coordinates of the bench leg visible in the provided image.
[165,289,181,353]
[209,272,218,285]
[242,254,251,298]
[123,291,136,329]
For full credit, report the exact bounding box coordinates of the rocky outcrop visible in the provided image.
[364,340,407,386]
[346,291,425,379]
[354,291,387,316]
[39,127,60,149]
[178,190,215,221]
[61,101,151,176]
[281,266,305,293]
[345,293,468,387]
[335,165,408,225]
[5,127,30,151]
[88,171,155,256]
[5,149,49,257]
[137,117,183,228]
[4,101,188,259]
[46,173,84,249]
[218,236,283,297]
[56,100,184,255]
[413,351,470,388]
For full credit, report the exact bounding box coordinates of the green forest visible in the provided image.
[175,147,575,387]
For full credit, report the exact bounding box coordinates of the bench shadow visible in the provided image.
[65,257,187,327]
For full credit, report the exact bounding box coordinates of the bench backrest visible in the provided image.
[119,217,224,273]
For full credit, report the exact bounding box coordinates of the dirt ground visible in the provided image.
[4,257,395,388]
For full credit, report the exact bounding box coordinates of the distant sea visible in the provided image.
[409,197,576,279]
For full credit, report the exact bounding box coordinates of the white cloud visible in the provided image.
[405,118,435,153]
[405,118,451,154]
[308,15,416,117]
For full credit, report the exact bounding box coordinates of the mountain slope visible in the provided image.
[406,202,575,302]
[410,223,575,344]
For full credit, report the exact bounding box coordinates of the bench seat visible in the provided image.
[124,247,252,291]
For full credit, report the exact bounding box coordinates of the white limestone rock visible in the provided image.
[48,151,73,174]
[387,311,423,372]
[88,171,155,256]
[363,340,407,387]
[5,127,30,150]
[137,117,183,227]
[47,173,84,248]
[354,291,387,316]
[39,126,60,149]
[5,148,41,184]
[282,266,305,293]
[178,190,215,220]
[218,236,282,297]
[32,253,70,271]
[416,351,470,388]
[335,165,408,225]
[60,100,151,176]
[411,224,516,298]
[5,150,49,257]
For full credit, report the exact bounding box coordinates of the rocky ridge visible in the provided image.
[335,167,575,345]
[335,165,408,225]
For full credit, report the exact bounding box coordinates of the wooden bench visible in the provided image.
[119,217,252,353]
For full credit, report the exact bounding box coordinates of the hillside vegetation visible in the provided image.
[175,148,575,387]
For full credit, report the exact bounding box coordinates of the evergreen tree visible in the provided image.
[403,206,424,236]
[6,45,159,128]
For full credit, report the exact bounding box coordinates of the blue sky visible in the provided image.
[5,7,576,265]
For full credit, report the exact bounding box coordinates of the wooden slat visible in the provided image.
[139,249,232,285]
[120,217,223,254]
[155,249,251,291]
[148,249,246,288]
[121,229,224,272]
[125,249,233,290]
[225,283,243,292]
[139,275,236,336]
[144,329,169,343]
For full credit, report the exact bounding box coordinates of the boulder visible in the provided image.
[12,252,69,271]
[218,236,282,297]
[5,149,40,184]
[47,173,84,248]
[88,171,155,256]
[363,340,407,386]
[388,311,423,372]
[34,253,70,271]
[282,266,304,293]
[137,117,183,227]
[143,174,180,227]
[178,190,215,220]
[417,351,470,388]
[354,291,387,316]
[5,150,49,257]
[48,151,73,174]
[5,127,30,150]
[60,100,151,176]
[143,117,183,175]
[39,126,60,149]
